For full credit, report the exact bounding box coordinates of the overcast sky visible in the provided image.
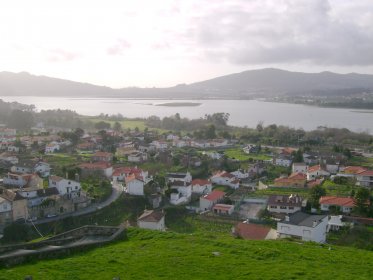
[1,0,373,87]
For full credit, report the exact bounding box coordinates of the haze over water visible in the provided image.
[2,96,373,133]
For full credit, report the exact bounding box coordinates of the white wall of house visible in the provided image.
[127,179,144,196]
[307,170,330,180]
[277,217,328,243]
[320,204,353,214]
[192,183,212,194]
[275,158,292,167]
[267,205,301,214]
[49,178,81,196]
[292,164,307,174]
[138,216,165,231]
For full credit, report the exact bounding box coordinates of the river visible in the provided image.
[1,96,373,133]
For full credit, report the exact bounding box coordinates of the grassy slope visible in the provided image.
[1,228,372,280]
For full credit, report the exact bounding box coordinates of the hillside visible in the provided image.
[1,69,373,99]
[1,228,372,280]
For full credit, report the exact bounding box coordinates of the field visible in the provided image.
[221,148,272,161]
[1,227,372,279]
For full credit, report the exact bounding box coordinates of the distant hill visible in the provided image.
[1,68,373,99]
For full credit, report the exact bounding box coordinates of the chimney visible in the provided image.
[75,173,80,182]
[313,220,318,227]
[285,215,290,222]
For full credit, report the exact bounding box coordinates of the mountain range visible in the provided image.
[1,68,373,99]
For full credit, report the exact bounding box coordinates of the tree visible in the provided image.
[94,121,111,130]
[354,188,371,215]
[309,185,326,209]
[7,109,34,130]
[113,121,122,132]
[205,124,216,139]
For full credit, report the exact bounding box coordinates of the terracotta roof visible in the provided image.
[308,165,323,173]
[192,179,211,186]
[288,172,307,180]
[212,204,234,211]
[125,173,144,183]
[202,190,225,201]
[137,210,164,222]
[212,171,234,179]
[113,167,143,177]
[319,196,355,207]
[49,175,64,182]
[235,222,271,240]
[357,170,373,176]
[343,166,367,175]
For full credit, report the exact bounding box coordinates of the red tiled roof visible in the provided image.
[202,190,225,201]
[357,170,373,176]
[192,179,211,186]
[319,196,355,207]
[113,167,143,177]
[343,166,367,175]
[235,222,271,240]
[308,165,322,173]
[212,204,233,211]
[288,172,307,180]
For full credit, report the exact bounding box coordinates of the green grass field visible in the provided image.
[222,148,272,162]
[1,228,372,280]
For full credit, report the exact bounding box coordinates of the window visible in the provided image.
[289,207,294,210]
[270,206,277,208]
[280,206,287,209]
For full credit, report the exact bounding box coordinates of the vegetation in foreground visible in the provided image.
[0,228,372,280]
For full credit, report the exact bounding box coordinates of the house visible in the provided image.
[212,204,234,215]
[78,162,113,178]
[3,173,43,189]
[267,194,305,214]
[243,144,260,154]
[292,163,307,174]
[92,151,113,162]
[137,210,165,231]
[210,171,240,189]
[166,172,192,184]
[199,190,225,211]
[247,163,265,177]
[277,212,328,243]
[205,151,223,160]
[306,165,330,180]
[45,141,60,153]
[303,153,319,165]
[233,222,276,240]
[151,140,168,150]
[11,163,33,174]
[148,193,162,208]
[166,134,179,141]
[173,140,188,148]
[34,161,51,177]
[339,166,367,177]
[0,188,28,222]
[112,166,149,183]
[328,215,348,231]
[115,142,137,156]
[355,170,373,188]
[128,152,148,163]
[230,169,250,179]
[169,181,192,205]
[274,155,292,167]
[274,173,307,188]
[49,176,81,199]
[125,174,145,196]
[319,196,355,214]
[0,196,12,225]
[0,152,19,165]
[191,179,212,194]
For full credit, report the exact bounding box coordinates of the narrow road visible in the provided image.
[32,181,124,225]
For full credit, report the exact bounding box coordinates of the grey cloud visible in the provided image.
[183,0,373,66]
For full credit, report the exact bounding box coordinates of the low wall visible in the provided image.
[0,224,126,267]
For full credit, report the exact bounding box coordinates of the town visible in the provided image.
[0,115,372,255]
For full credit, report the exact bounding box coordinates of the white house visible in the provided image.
[137,210,165,231]
[355,170,373,188]
[0,196,12,225]
[34,161,51,177]
[191,179,212,194]
[205,152,223,160]
[166,172,192,184]
[166,134,179,141]
[307,165,330,180]
[49,176,81,198]
[199,190,225,211]
[292,163,307,174]
[45,141,60,153]
[212,204,234,215]
[151,140,168,150]
[128,152,148,163]
[125,174,145,196]
[230,169,250,179]
[277,212,328,243]
[169,181,192,205]
[210,171,240,189]
[267,194,305,214]
[319,196,355,214]
[11,164,33,174]
[274,156,292,167]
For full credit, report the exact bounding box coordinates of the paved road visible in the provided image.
[32,181,124,225]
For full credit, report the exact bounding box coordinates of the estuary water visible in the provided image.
[1,96,373,133]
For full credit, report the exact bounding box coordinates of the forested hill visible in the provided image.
[1,69,373,98]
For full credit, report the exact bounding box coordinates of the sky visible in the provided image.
[1,0,373,88]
